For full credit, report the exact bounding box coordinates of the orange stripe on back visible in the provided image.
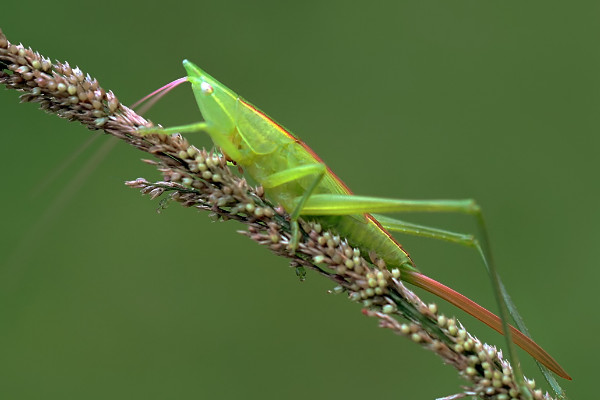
[239,98,353,195]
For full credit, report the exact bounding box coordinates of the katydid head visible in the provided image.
[183,60,241,160]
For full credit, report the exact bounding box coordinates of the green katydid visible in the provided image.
[139,60,571,382]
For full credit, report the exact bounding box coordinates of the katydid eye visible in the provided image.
[200,81,214,95]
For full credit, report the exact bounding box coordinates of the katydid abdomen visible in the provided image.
[242,133,416,269]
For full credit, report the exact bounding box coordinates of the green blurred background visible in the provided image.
[1,1,597,398]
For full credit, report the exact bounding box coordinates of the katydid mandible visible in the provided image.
[140,60,570,381]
